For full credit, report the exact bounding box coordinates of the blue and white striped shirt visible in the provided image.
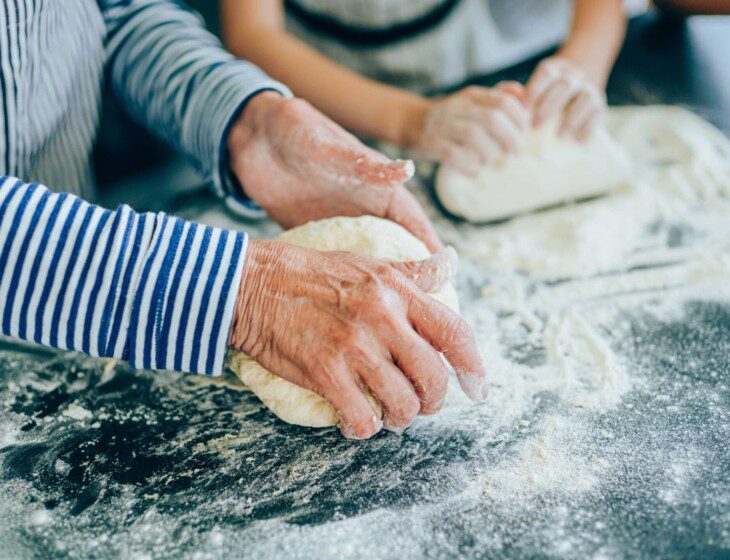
[0,0,290,374]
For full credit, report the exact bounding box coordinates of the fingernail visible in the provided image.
[456,369,486,402]
[383,418,407,434]
[341,416,382,440]
[481,382,489,400]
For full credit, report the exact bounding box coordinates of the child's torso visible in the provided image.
[284,0,572,92]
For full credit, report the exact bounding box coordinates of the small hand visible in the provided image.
[228,241,487,439]
[228,92,442,252]
[409,82,530,176]
[525,56,607,140]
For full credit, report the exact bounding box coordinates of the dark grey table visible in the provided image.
[1,12,729,560]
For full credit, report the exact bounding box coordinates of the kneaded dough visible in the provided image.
[226,216,460,428]
[435,117,633,223]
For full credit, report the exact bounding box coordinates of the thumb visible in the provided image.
[391,246,458,293]
[385,187,444,253]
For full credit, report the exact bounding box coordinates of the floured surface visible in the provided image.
[0,105,728,559]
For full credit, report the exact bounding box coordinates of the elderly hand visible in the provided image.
[228,92,442,252]
[228,241,488,439]
[408,82,530,176]
[525,56,607,140]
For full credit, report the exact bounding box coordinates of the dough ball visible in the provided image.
[435,118,633,223]
[227,216,459,428]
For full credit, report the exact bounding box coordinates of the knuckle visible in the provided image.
[313,357,348,390]
[494,95,512,111]
[373,263,398,283]
[341,327,366,351]
[422,369,449,400]
[465,124,481,144]
[365,281,391,309]
[444,316,472,344]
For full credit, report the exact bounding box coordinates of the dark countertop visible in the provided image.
[1,12,729,560]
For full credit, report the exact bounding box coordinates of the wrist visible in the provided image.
[227,91,285,202]
[228,90,284,164]
[397,95,432,150]
[555,44,609,87]
[229,239,269,349]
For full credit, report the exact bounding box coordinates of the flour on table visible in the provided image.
[435,117,633,222]
[206,106,729,498]
[227,216,460,428]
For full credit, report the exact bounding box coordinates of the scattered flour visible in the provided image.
[62,403,93,421]
[480,416,605,497]
[408,106,730,497]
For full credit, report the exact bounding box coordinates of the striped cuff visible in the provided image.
[127,215,248,375]
[0,177,248,376]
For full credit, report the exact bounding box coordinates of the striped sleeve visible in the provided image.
[100,0,291,218]
[0,177,247,375]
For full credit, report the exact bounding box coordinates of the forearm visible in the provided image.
[558,0,627,86]
[224,28,428,147]
[0,177,246,375]
[100,0,289,209]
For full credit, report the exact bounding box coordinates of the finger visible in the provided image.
[474,109,524,153]
[533,80,575,126]
[317,362,383,439]
[496,80,526,101]
[453,122,504,165]
[388,324,451,415]
[525,62,559,107]
[326,132,415,188]
[354,358,420,432]
[442,137,490,175]
[354,156,415,188]
[441,149,482,179]
[575,108,603,141]
[407,293,488,401]
[390,246,458,293]
[386,186,444,252]
[465,88,530,131]
[559,90,598,138]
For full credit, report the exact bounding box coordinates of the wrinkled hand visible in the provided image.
[411,82,530,176]
[228,92,442,252]
[228,241,488,439]
[525,56,607,140]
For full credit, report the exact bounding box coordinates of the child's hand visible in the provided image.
[411,83,530,176]
[525,56,607,141]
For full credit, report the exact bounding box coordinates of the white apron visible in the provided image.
[284,0,573,92]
